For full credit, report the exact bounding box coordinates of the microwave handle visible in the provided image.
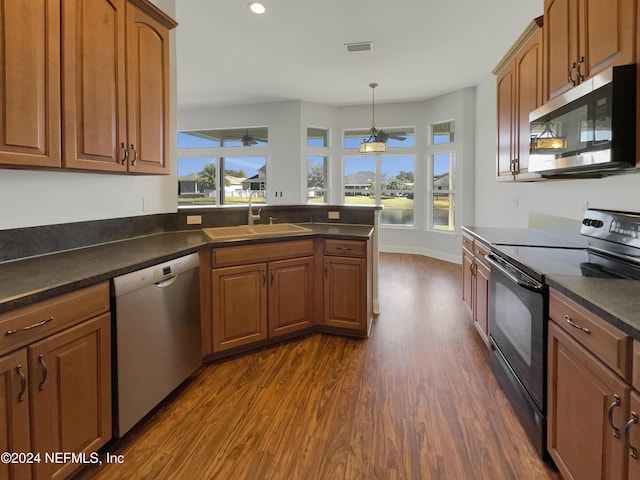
[485,254,543,294]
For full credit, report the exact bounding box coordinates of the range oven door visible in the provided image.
[486,253,546,412]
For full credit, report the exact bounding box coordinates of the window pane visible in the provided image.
[380,155,414,225]
[307,127,329,147]
[433,152,455,230]
[344,156,375,204]
[177,128,268,148]
[178,157,217,206]
[177,132,220,149]
[222,156,267,205]
[432,121,455,144]
[307,155,327,204]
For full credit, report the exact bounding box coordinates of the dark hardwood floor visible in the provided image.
[76,253,560,480]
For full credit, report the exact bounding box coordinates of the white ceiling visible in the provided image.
[175,0,543,109]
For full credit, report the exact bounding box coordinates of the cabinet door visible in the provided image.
[268,257,314,337]
[323,256,367,332]
[515,28,543,175]
[473,260,490,348]
[579,0,635,81]
[544,0,578,100]
[62,0,128,172]
[29,314,111,480]
[212,264,268,352]
[629,391,640,480]
[0,0,60,168]
[0,349,31,480]
[125,3,170,174]
[548,322,629,480]
[462,248,474,314]
[496,58,516,178]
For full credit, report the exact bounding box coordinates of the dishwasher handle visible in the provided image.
[154,275,178,288]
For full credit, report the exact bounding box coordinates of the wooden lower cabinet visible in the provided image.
[0,350,32,480]
[211,255,314,352]
[473,259,490,347]
[29,313,111,480]
[323,256,367,332]
[461,233,491,348]
[548,321,630,480]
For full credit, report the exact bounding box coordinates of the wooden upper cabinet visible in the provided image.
[126,3,171,174]
[63,0,128,172]
[494,17,543,181]
[0,0,61,168]
[544,0,636,101]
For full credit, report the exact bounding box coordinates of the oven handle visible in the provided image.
[485,254,543,294]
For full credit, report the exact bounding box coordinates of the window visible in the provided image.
[177,128,268,207]
[177,127,268,148]
[432,152,455,231]
[343,155,415,225]
[307,155,328,203]
[307,127,329,147]
[432,121,455,145]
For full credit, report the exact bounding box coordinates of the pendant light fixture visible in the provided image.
[529,121,567,153]
[360,83,388,154]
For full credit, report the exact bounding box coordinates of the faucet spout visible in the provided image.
[247,190,262,225]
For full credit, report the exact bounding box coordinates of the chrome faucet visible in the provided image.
[247,191,262,225]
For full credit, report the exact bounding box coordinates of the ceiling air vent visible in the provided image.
[345,41,372,53]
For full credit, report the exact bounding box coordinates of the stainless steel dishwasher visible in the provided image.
[112,252,201,437]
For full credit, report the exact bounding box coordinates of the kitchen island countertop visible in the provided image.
[0,223,374,314]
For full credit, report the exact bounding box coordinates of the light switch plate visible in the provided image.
[328,211,340,220]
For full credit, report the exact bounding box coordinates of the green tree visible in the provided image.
[307,163,325,189]
[197,163,216,190]
[225,169,247,179]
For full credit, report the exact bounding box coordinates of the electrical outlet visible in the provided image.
[142,197,153,212]
[187,215,202,225]
[328,211,340,220]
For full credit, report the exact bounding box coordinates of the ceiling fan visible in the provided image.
[376,129,407,142]
[241,129,267,146]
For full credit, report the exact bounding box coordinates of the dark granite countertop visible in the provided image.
[461,225,587,248]
[546,275,640,341]
[0,223,373,314]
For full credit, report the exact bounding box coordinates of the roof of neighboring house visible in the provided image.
[178,173,199,181]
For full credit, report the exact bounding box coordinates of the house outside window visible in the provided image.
[307,127,330,204]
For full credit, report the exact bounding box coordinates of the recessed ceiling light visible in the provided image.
[248,2,266,14]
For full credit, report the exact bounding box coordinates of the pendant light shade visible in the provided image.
[360,83,388,154]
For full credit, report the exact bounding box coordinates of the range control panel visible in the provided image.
[581,209,640,247]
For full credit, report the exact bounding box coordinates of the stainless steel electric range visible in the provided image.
[486,209,640,460]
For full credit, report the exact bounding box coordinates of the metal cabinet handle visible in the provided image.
[262,269,266,286]
[564,315,591,334]
[121,142,128,165]
[270,269,274,286]
[336,246,352,251]
[324,263,328,277]
[625,411,639,460]
[6,316,54,336]
[569,62,578,86]
[16,365,26,402]
[576,56,585,82]
[130,144,137,165]
[608,394,622,439]
[38,354,48,391]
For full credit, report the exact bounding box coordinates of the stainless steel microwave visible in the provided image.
[528,65,636,177]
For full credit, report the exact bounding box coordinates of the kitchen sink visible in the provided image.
[203,223,312,240]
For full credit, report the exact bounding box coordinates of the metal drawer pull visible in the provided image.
[625,411,638,459]
[16,365,26,402]
[564,315,591,334]
[608,394,622,439]
[5,316,54,336]
[131,144,137,165]
[336,246,352,251]
[121,142,128,165]
[38,354,48,390]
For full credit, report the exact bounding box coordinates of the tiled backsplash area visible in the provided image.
[0,205,378,263]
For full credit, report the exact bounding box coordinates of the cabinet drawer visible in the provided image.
[462,233,474,253]
[324,239,366,258]
[474,241,491,266]
[549,289,630,380]
[0,282,110,356]
[212,240,314,267]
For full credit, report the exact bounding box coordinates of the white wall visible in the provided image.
[0,0,178,230]
[474,74,640,228]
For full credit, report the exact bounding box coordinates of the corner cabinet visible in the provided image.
[0,282,111,480]
[494,17,544,181]
[323,239,372,337]
[210,240,315,353]
[461,233,491,348]
[0,0,175,174]
[543,0,636,101]
[547,289,635,480]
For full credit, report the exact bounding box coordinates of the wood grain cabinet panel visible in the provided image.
[629,391,640,480]
[544,0,636,101]
[0,349,31,480]
[0,0,61,168]
[461,233,491,348]
[268,257,314,337]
